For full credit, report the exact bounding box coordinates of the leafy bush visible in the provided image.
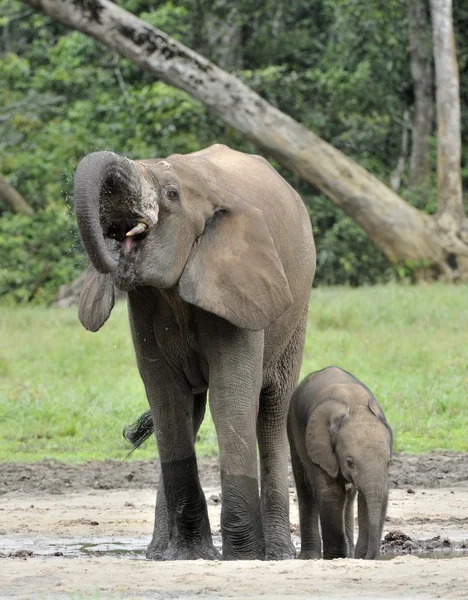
[0,205,85,304]
[305,193,392,287]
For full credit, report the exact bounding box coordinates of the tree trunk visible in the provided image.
[21,0,468,279]
[407,0,434,190]
[0,174,34,216]
[429,0,468,275]
[430,0,463,219]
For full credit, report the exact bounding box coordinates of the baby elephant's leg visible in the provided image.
[316,473,348,559]
[290,444,321,559]
[344,484,357,557]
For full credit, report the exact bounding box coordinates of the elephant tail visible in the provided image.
[123,410,154,452]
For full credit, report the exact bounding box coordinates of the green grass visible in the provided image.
[1,283,467,462]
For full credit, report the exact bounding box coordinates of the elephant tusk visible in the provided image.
[126,222,148,237]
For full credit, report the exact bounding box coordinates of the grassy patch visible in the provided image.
[1,283,468,462]
[303,284,468,453]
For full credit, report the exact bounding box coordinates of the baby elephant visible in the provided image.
[288,366,392,560]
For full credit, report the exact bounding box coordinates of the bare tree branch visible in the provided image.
[0,174,34,216]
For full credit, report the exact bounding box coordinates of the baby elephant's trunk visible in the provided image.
[365,521,383,560]
[363,482,388,559]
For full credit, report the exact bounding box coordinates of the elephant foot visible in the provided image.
[145,538,167,561]
[162,542,221,561]
[265,540,296,561]
[299,550,321,560]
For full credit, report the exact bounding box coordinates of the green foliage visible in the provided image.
[0,205,85,304]
[1,283,468,462]
[304,193,391,286]
[0,0,467,302]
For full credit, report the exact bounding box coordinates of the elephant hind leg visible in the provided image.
[257,392,294,560]
[258,315,308,560]
[147,391,219,560]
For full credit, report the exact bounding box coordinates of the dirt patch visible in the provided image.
[1,451,468,496]
[1,454,468,599]
[381,529,466,556]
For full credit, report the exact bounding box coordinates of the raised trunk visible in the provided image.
[22,0,468,279]
[74,151,138,274]
[407,0,434,189]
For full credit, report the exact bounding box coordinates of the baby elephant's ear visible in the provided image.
[368,396,393,445]
[306,399,350,478]
[368,397,386,421]
[78,264,115,332]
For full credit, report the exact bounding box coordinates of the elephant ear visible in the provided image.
[178,192,293,331]
[306,399,350,478]
[78,264,115,332]
[368,396,393,449]
[368,396,386,421]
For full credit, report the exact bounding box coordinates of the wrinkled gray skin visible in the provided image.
[288,367,392,560]
[74,144,315,561]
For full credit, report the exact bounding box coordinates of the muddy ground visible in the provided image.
[1,453,468,599]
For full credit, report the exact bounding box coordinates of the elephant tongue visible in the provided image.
[124,236,135,254]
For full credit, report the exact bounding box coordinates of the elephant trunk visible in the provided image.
[361,478,388,560]
[74,151,141,274]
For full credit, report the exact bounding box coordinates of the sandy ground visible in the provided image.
[1,455,468,599]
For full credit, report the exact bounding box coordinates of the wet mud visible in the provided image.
[1,454,468,599]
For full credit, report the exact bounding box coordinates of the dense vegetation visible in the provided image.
[1,0,468,302]
[1,284,467,461]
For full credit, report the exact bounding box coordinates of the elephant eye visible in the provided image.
[346,458,355,469]
[165,187,179,201]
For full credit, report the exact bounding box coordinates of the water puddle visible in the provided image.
[2,532,468,560]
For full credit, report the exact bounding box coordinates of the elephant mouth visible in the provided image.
[105,218,149,242]
[100,217,151,291]
[103,217,150,256]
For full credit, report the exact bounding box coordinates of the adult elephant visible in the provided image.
[74,144,315,561]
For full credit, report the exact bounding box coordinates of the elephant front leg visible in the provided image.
[289,441,321,559]
[206,325,265,560]
[344,484,357,557]
[317,474,348,559]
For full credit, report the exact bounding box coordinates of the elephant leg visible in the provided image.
[257,389,295,560]
[317,475,348,559]
[288,438,321,559]
[354,492,369,559]
[206,324,265,560]
[147,392,208,560]
[344,484,357,557]
[258,317,307,560]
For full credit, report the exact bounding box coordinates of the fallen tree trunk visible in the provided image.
[22,0,468,279]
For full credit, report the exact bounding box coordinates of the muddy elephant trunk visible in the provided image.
[74,151,140,274]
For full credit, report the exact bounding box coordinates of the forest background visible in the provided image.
[1,0,467,304]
